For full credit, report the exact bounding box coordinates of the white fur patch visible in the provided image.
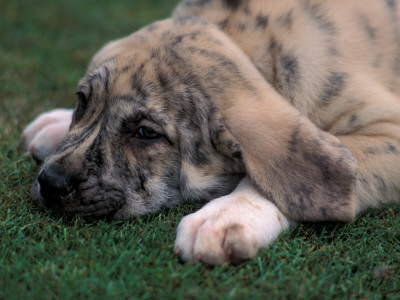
[21,109,73,161]
[174,177,292,265]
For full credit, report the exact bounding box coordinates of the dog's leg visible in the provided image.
[21,109,73,162]
[339,134,400,213]
[331,88,400,212]
[174,177,292,265]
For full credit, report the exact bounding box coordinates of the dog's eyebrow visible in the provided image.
[87,66,110,84]
[119,105,168,127]
[82,65,111,98]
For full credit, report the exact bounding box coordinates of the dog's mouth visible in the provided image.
[31,178,126,220]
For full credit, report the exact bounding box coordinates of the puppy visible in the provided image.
[23,0,400,264]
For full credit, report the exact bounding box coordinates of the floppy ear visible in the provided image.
[155,18,356,221]
[220,85,357,222]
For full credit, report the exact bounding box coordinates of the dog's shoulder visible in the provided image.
[174,0,400,128]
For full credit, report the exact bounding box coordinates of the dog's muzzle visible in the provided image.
[37,165,73,206]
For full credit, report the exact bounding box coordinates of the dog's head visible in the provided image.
[32,17,357,222]
[32,18,247,219]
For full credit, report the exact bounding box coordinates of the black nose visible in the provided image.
[38,165,72,202]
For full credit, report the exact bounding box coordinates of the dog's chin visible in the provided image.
[31,180,125,221]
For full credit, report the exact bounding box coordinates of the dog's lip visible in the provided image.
[41,188,75,210]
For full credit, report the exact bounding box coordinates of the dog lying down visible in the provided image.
[22,0,400,265]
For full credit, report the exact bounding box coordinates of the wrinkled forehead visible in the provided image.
[75,17,255,131]
[85,19,179,74]
[77,59,174,123]
[83,17,232,75]
[78,19,212,95]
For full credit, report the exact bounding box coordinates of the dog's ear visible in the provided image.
[178,107,245,202]
[220,85,357,222]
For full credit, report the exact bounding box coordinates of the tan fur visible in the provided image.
[22,0,400,264]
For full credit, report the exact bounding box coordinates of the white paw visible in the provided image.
[21,109,73,161]
[174,178,291,265]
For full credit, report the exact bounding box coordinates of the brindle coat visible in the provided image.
[23,0,400,264]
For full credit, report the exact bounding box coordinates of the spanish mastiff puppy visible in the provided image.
[22,0,400,265]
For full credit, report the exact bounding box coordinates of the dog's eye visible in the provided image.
[76,91,88,110]
[135,126,162,140]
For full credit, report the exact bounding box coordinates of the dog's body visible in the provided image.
[23,0,400,264]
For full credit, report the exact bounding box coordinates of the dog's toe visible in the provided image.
[174,184,291,265]
[22,109,73,162]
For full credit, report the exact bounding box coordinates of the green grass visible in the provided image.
[1,0,400,299]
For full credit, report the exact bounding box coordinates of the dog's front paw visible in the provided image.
[174,179,291,265]
[21,109,73,162]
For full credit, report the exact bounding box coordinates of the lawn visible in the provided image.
[1,0,399,299]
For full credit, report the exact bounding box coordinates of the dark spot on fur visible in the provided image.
[132,76,148,99]
[189,31,201,40]
[146,23,159,32]
[173,16,210,28]
[158,72,169,89]
[87,73,102,90]
[288,122,301,154]
[359,176,369,187]
[192,143,211,167]
[291,183,313,206]
[364,147,378,155]
[363,142,400,155]
[269,37,283,55]
[85,132,106,172]
[392,49,400,76]
[256,14,269,29]
[226,140,243,161]
[269,37,286,91]
[223,0,242,10]
[277,10,293,30]
[131,63,148,98]
[302,2,336,34]
[279,122,356,220]
[328,46,340,56]
[386,142,399,154]
[347,114,359,128]
[172,35,185,46]
[232,151,242,160]
[150,49,158,60]
[384,0,397,9]
[373,174,388,193]
[58,120,100,154]
[357,13,377,40]
[319,72,348,107]
[138,173,147,191]
[263,189,276,203]
[218,18,229,29]
[279,54,299,96]
[238,22,247,31]
[383,0,400,81]
[120,65,131,74]
[185,46,254,90]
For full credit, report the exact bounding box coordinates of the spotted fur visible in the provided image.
[22,0,400,264]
